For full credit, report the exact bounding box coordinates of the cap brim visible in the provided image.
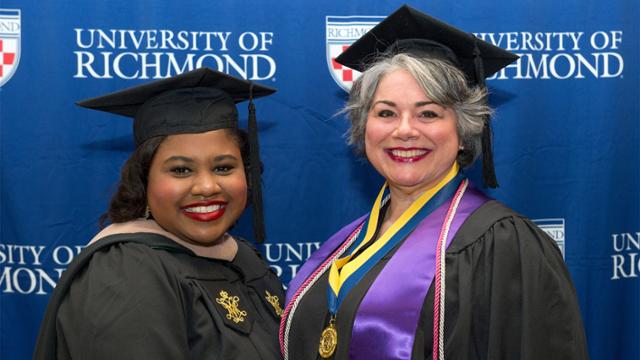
[335,5,519,79]
[77,68,276,117]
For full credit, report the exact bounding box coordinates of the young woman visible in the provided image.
[34,68,284,360]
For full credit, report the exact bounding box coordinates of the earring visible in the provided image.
[144,206,152,219]
[458,145,465,151]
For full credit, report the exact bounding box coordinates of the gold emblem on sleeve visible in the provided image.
[265,290,283,316]
[216,290,247,323]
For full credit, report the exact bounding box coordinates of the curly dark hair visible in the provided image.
[99,129,251,227]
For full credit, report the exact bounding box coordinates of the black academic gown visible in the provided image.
[286,200,588,360]
[33,233,284,360]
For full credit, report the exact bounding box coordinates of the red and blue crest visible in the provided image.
[0,9,20,88]
[325,15,383,91]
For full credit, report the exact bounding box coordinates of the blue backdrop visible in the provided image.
[0,1,638,359]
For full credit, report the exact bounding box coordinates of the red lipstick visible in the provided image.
[181,200,227,222]
[385,147,430,163]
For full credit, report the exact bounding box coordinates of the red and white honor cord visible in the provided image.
[279,224,364,360]
[432,178,468,360]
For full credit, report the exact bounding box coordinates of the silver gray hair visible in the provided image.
[343,53,492,167]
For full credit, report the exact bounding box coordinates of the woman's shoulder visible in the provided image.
[49,228,196,311]
[80,231,189,276]
[448,200,562,258]
[35,233,198,360]
[80,219,199,272]
[449,200,523,243]
[233,237,282,283]
[88,219,191,249]
[63,232,190,299]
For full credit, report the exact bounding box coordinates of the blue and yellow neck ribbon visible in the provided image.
[327,163,462,315]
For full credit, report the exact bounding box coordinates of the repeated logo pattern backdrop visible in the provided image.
[0,1,638,359]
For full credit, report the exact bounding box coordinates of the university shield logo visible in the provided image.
[326,15,383,91]
[0,9,20,88]
[533,218,566,258]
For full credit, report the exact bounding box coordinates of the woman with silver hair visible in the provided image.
[346,54,489,170]
[280,5,587,360]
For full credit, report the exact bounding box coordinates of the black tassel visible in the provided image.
[473,38,485,87]
[473,36,498,188]
[248,84,266,243]
[481,121,498,188]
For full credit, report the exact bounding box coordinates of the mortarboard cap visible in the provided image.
[77,67,275,146]
[335,5,519,188]
[78,67,276,243]
[335,4,518,84]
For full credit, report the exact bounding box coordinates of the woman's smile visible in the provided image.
[385,147,431,163]
[181,200,228,222]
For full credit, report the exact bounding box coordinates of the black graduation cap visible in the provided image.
[78,67,276,243]
[335,4,519,188]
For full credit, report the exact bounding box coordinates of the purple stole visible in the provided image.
[283,185,489,359]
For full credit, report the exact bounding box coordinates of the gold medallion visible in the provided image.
[318,318,338,358]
